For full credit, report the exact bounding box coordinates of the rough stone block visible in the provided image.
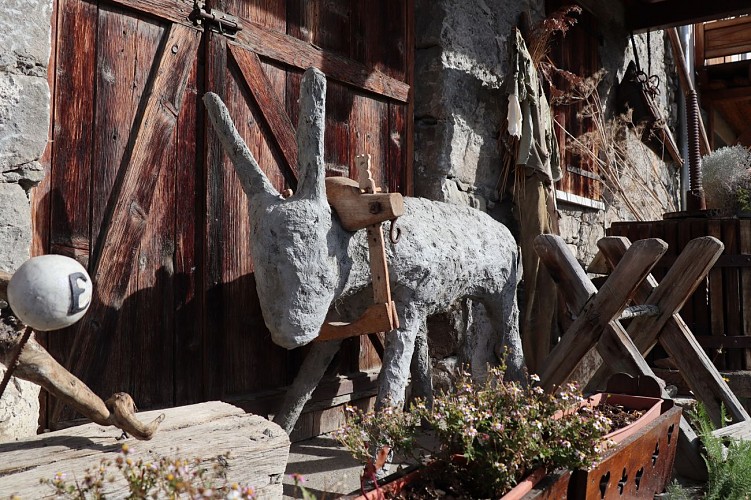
[0,374,40,443]
[0,183,31,272]
[0,72,50,173]
[0,0,53,77]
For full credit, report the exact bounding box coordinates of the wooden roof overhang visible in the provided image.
[623,0,751,33]
[576,0,751,147]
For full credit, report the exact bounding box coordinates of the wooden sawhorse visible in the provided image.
[534,234,750,479]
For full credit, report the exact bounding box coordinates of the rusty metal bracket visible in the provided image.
[389,218,401,244]
[189,2,242,39]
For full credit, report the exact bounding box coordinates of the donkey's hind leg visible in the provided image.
[377,304,423,409]
[409,322,434,409]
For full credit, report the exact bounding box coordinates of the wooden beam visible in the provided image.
[232,25,409,103]
[626,237,724,353]
[626,0,751,32]
[228,45,299,190]
[702,85,751,102]
[105,0,195,28]
[704,16,751,59]
[57,24,200,421]
[325,176,404,231]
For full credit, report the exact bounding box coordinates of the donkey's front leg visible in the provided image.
[376,304,423,410]
[274,339,343,434]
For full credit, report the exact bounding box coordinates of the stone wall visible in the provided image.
[0,0,53,441]
[414,0,682,375]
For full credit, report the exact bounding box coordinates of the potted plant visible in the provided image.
[336,367,680,499]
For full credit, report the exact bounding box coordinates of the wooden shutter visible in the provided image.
[547,2,603,203]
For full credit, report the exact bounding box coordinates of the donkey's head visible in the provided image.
[204,68,338,349]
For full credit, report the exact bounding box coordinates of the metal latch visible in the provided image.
[189,2,242,39]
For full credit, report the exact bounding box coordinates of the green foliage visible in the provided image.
[40,444,256,499]
[336,367,612,497]
[663,479,696,500]
[692,403,751,499]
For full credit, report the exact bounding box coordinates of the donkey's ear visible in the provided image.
[294,67,327,201]
[203,92,280,201]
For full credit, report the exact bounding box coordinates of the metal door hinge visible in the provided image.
[189,2,242,39]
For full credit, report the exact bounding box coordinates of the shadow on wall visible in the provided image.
[32,187,315,430]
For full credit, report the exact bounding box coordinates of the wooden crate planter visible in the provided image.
[568,401,681,499]
[353,395,680,499]
[608,216,751,369]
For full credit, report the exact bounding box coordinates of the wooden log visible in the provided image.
[325,177,405,231]
[597,236,750,427]
[536,235,667,392]
[0,402,289,498]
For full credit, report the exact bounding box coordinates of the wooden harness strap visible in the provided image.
[316,154,403,343]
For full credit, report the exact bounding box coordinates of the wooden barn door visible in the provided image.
[34,0,413,432]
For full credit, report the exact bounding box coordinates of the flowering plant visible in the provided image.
[337,367,613,497]
[39,444,256,499]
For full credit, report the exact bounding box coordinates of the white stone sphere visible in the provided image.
[7,255,93,331]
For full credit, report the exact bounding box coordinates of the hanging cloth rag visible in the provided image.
[506,28,561,184]
[503,28,561,374]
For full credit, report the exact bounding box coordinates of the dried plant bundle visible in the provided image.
[702,145,751,215]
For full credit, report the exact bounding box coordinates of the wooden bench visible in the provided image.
[0,402,289,498]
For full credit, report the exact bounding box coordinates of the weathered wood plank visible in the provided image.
[723,220,743,369]
[132,9,178,409]
[49,0,97,258]
[173,33,202,406]
[229,44,299,190]
[536,235,667,392]
[56,24,201,421]
[234,21,409,102]
[203,30,229,402]
[1,402,289,499]
[626,236,724,353]
[707,220,726,365]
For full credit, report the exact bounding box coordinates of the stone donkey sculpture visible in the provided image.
[202,67,524,434]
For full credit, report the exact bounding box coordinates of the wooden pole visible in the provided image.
[668,27,711,155]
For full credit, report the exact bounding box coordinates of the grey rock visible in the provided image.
[0,72,50,173]
[0,0,53,77]
[0,183,31,272]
